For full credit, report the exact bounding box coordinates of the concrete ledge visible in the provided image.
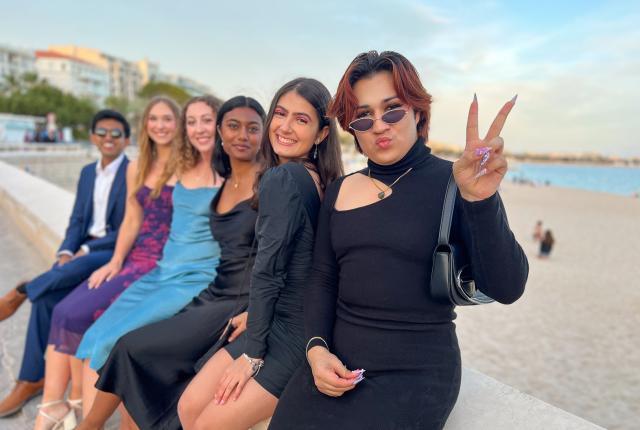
[0,158,603,430]
[446,368,603,429]
[0,142,90,153]
[0,159,73,259]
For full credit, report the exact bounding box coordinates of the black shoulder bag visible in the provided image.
[430,173,494,306]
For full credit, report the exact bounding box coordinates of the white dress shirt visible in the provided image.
[88,152,125,239]
[58,153,125,257]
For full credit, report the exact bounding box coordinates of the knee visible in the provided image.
[177,391,199,427]
[112,334,134,356]
[193,416,212,430]
[30,294,58,317]
[51,305,72,326]
[115,330,149,359]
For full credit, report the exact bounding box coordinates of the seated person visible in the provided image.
[0,109,130,418]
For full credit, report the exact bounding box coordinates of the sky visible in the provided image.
[1,0,638,156]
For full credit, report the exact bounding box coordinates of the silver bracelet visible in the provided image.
[242,353,264,377]
[305,336,329,362]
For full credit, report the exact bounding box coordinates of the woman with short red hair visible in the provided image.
[270,51,529,429]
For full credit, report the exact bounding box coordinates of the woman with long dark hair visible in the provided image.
[75,96,266,430]
[177,78,344,430]
[270,51,529,429]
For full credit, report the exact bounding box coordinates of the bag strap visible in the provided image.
[437,172,458,246]
[284,162,321,230]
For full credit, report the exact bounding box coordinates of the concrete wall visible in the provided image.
[0,159,604,430]
[0,159,73,260]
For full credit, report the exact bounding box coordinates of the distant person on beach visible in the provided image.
[0,109,130,419]
[539,230,555,259]
[533,220,543,241]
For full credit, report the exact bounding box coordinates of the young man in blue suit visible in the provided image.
[0,109,130,417]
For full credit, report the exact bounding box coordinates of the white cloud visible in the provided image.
[412,5,639,156]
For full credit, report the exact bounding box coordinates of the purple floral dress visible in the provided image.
[48,184,173,355]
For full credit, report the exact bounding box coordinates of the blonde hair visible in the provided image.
[164,95,223,179]
[134,96,181,198]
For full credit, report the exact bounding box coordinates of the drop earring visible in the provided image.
[313,143,318,160]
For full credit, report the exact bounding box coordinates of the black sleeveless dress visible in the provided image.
[94,181,257,429]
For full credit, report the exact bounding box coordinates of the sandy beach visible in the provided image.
[1,154,638,429]
[456,181,640,430]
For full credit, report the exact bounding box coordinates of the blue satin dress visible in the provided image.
[76,182,220,370]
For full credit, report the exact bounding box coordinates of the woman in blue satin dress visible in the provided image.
[76,95,225,420]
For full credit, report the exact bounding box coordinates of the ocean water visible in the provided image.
[5,151,640,199]
[507,163,640,197]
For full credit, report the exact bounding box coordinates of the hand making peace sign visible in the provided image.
[452,94,517,202]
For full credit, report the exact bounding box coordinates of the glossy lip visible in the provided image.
[195,136,214,144]
[275,134,297,147]
[150,130,173,143]
[375,136,392,148]
[231,143,252,151]
[193,139,214,150]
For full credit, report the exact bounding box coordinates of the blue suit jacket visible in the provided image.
[57,157,129,254]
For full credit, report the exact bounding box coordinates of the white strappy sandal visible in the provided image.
[67,398,82,421]
[36,400,77,430]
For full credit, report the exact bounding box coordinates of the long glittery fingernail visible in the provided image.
[511,94,518,104]
[353,376,365,385]
[473,168,488,179]
[474,146,490,157]
[480,151,491,167]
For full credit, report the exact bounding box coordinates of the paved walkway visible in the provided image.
[0,210,118,429]
[0,207,48,429]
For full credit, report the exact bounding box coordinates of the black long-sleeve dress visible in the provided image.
[94,182,257,429]
[269,139,529,430]
[225,162,320,398]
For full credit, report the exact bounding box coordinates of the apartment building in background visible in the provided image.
[2,44,211,105]
[137,58,160,86]
[48,45,143,100]
[0,45,36,79]
[35,51,109,102]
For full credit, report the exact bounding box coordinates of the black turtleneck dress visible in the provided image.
[269,139,529,430]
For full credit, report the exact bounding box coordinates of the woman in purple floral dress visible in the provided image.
[33,97,181,430]
[48,185,174,354]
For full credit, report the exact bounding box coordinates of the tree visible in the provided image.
[0,71,39,95]
[0,74,96,139]
[138,81,191,105]
[104,96,131,115]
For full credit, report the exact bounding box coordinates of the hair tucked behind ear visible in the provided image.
[252,78,344,208]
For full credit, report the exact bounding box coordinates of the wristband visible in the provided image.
[305,336,329,362]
